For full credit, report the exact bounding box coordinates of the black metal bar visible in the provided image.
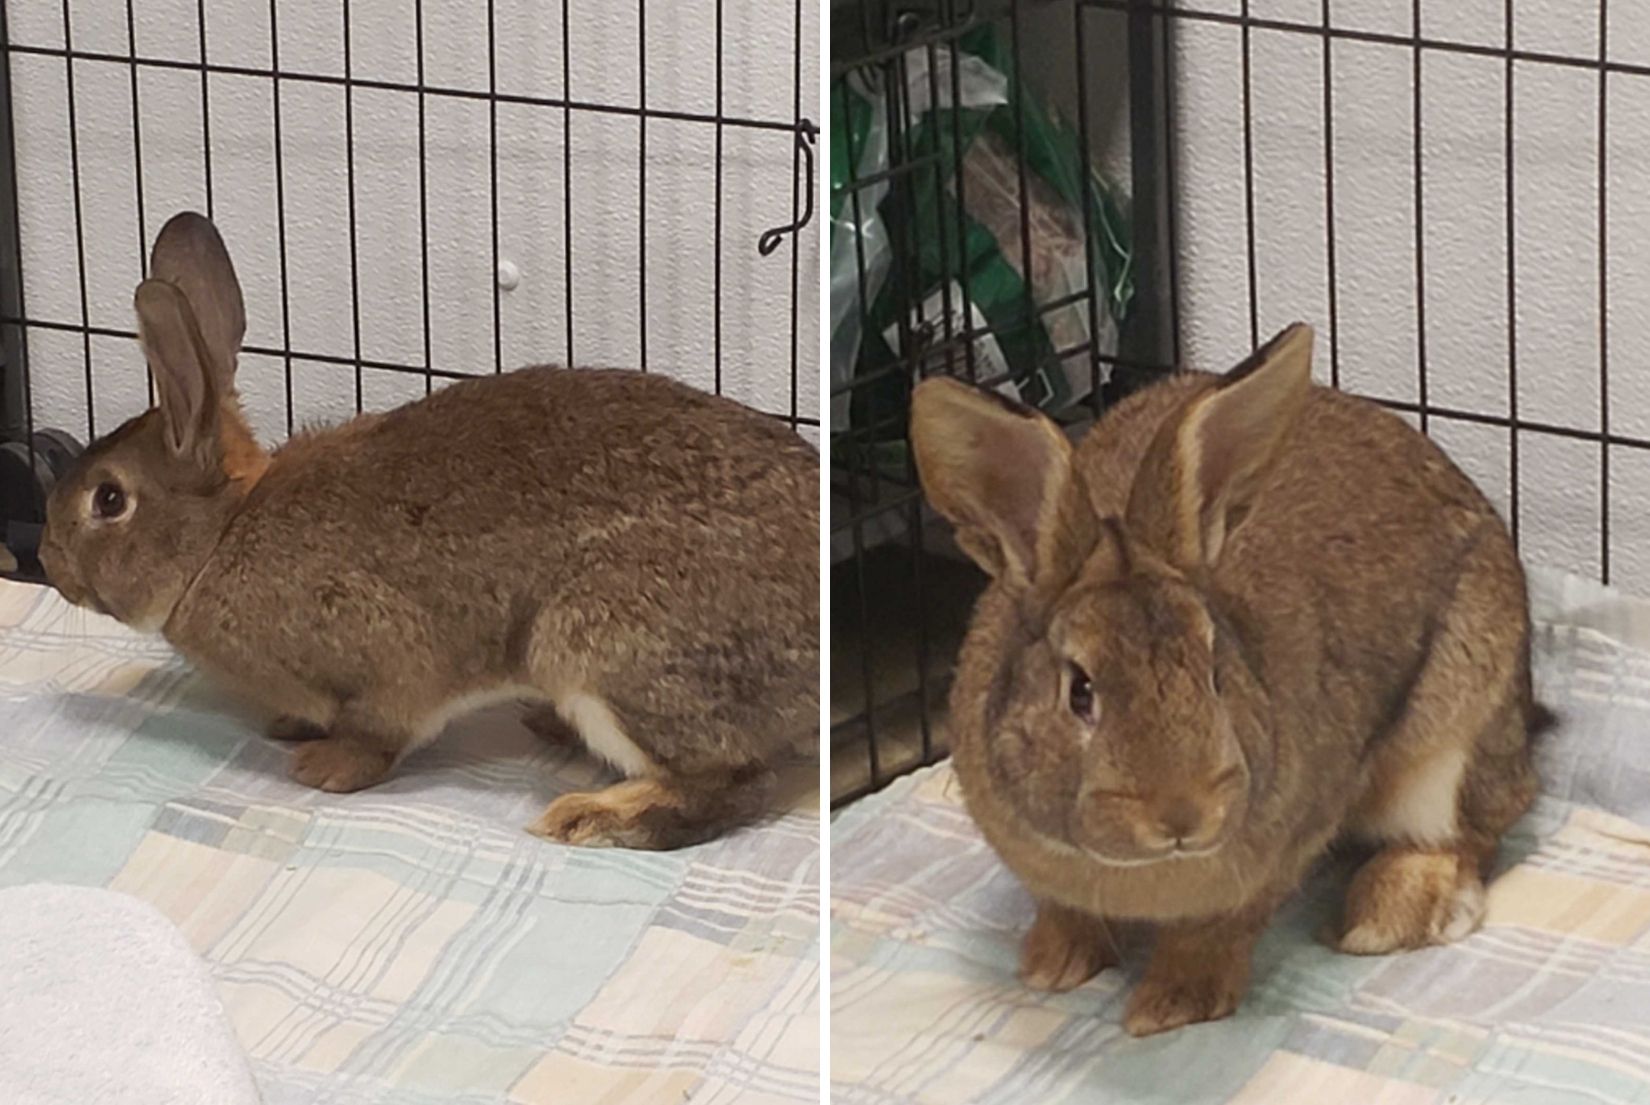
[638,0,648,373]
[125,0,151,407]
[946,1,978,379]
[1412,0,1427,432]
[344,0,363,409]
[488,0,501,375]
[1078,0,1650,78]
[833,144,946,198]
[1321,0,1338,388]
[1240,0,1257,348]
[1123,0,1176,369]
[835,74,873,420]
[268,0,294,434]
[788,0,803,428]
[0,314,821,430]
[562,0,575,366]
[1009,0,1036,329]
[416,0,432,392]
[61,0,94,441]
[1073,2,1102,413]
[0,0,27,446]
[2,43,800,133]
[197,0,213,217]
[713,0,724,394]
[1598,0,1610,584]
[1505,0,1519,545]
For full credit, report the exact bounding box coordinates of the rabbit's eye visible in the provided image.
[1067,661,1097,723]
[92,482,128,520]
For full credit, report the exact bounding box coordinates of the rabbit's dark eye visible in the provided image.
[92,482,127,520]
[1067,661,1097,723]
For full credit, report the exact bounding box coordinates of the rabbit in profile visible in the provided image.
[911,323,1537,1035]
[40,211,818,850]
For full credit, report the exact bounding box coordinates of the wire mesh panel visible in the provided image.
[829,0,1150,804]
[0,0,820,574]
[1155,0,1645,591]
[830,0,1647,805]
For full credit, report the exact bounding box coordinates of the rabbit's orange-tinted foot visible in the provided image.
[1335,846,1486,954]
[289,738,394,793]
[1019,902,1118,992]
[528,769,772,850]
[528,779,684,849]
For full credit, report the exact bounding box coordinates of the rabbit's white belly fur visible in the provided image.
[1353,743,1467,845]
[407,685,655,779]
[556,691,655,777]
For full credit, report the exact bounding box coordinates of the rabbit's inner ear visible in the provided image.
[910,377,1074,588]
[134,278,222,470]
[1129,323,1314,570]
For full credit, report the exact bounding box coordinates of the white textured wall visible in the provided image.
[1173,0,1650,594]
[6,0,820,447]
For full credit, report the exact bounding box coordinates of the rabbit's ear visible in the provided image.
[134,278,224,469]
[147,212,246,391]
[912,378,1084,588]
[1130,322,1314,569]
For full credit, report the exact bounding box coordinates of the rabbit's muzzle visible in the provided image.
[1073,765,1248,866]
[37,534,100,614]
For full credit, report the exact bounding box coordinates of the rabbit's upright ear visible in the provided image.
[146,211,246,387]
[134,277,224,470]
[912,378,1090,589]
[137,212,266,483]
[1129,322,1314,570]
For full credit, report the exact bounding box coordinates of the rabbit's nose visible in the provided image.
[1157,797,1204,846]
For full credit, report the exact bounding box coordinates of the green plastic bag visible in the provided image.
[829,24,1133,466]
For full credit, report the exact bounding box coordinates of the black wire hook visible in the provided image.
[757,119,819,257]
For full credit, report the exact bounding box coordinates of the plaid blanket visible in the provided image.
[831,567,1650,1105]
[0,579,819,1105]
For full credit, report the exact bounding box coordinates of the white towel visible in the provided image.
[0,884,260,1105]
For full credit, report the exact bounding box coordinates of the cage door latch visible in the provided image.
[757,119,819,256]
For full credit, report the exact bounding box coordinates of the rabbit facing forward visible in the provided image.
[911,323,1538,1035]
[39,211,818,850]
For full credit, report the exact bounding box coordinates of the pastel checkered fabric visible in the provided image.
[831,568,1650,1105]
[0,580,819,1105]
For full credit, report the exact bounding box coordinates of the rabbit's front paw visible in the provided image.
[1019,903,1118,992]
[289,738,393,793]
[1122,970,1242,1037]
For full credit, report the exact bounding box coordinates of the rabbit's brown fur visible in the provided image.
[40,212,818,850]
[912,323,1537,1035]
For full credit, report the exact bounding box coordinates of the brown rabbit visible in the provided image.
[911,323,1538,1035]
[39,211,818,850]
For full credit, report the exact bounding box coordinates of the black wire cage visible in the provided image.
[0,1,820,581]
[829,0,1649,805]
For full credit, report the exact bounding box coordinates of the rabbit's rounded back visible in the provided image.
[914,325,1527,920]
[174,366,820,766]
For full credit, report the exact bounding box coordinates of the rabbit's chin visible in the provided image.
[1077,842,1226,869]
[1025,825,1228,870]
